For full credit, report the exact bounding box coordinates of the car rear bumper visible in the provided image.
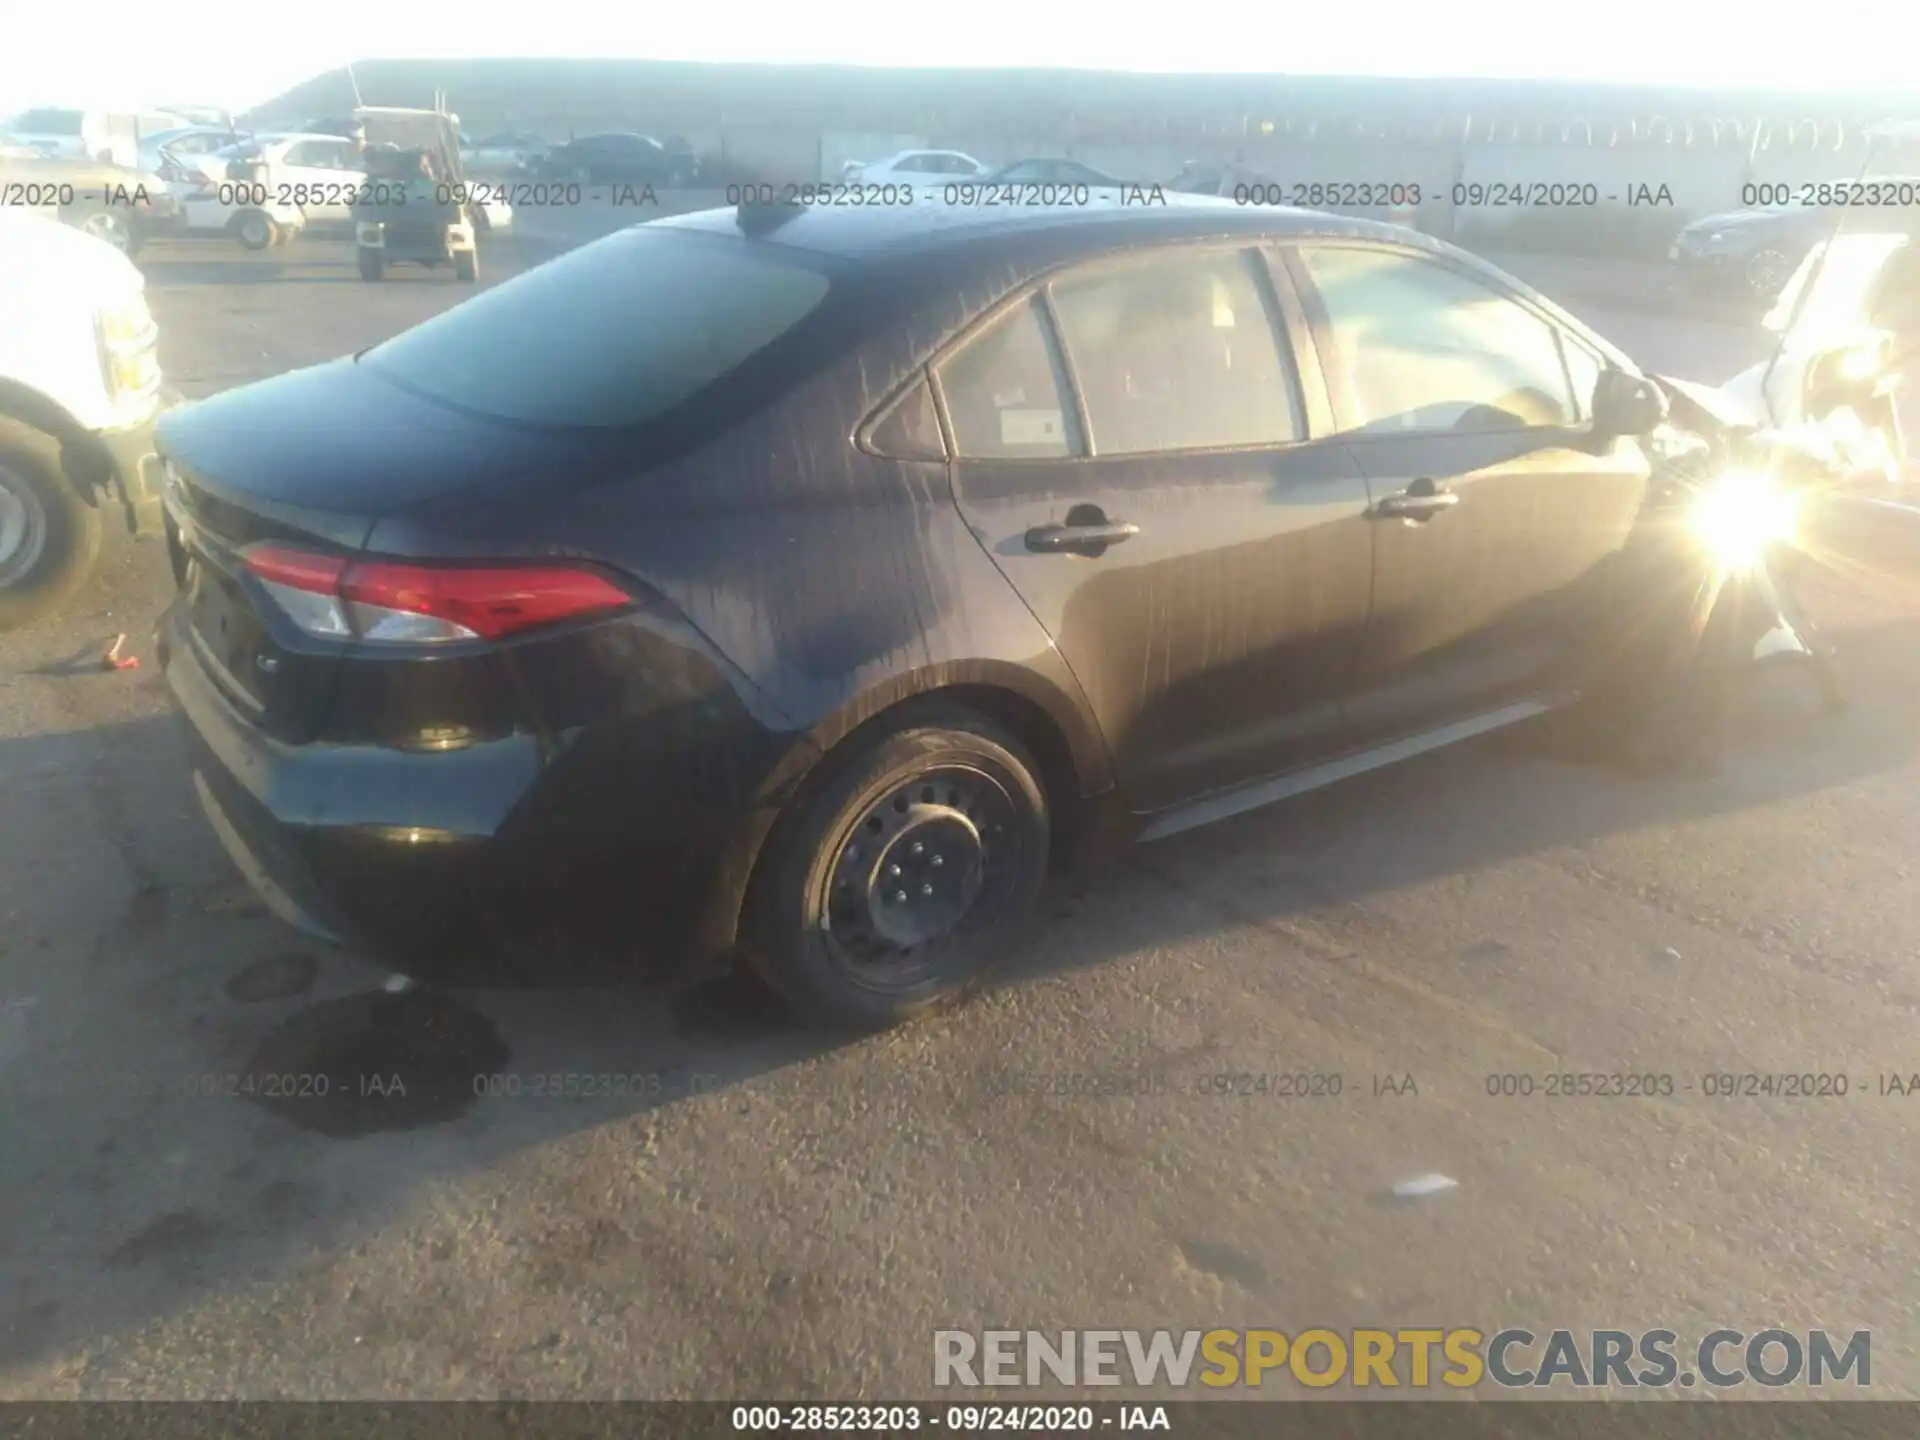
[155,595,800,980]
[157,598,538,963]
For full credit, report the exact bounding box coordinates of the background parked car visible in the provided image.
[539,131,700,186]
[1671,205,1845,302]
[463,130,548,176]
[163,139,304,249]
[2,107,188,164]
[153,104,235,129]
[981,157,1131,187]
[841,149,987,184]
[140,125,244,178]
[0,149,181,255]
[1668,189,1920,304]
[296,116,366,139]
[1165,160,1222,194]
[3,107,98,158]
[197,132,368,230]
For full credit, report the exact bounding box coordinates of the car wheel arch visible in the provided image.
[689,662,1113,970]
[0,385,106,505]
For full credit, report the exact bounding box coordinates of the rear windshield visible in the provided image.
[359,228,832,428]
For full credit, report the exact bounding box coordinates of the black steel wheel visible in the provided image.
[743,706,1050,1029]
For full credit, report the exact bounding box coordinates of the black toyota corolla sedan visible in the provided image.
[155,196,1695,1029]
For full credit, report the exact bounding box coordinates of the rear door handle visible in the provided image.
[1025,520,1140,553]
[1372,481,1459,520]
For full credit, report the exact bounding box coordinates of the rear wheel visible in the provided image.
[358,247,384,281]
[0,434,102,634]
[454,250,478,283]
[235,211,275,250]
[741,708,1051,1030]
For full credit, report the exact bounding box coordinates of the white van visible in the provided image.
[3,108,184,165]
[0,211,175,629]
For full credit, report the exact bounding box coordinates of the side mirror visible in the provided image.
[1590,368,1668,438]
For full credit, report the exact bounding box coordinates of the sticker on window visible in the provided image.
[1000,409,1065,446]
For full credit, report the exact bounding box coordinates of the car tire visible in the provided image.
[70,208,132,253]
[741,706,1051,1030]
[235,212,274,250]
[1745,246,1795,302]
[454,251,478,283]
[0,432,103,634]
[358,247,384,281]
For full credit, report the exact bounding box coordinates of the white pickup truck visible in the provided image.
[0,210,175,630]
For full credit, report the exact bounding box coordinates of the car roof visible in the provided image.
[654,192,1409,261]
[147,124,233,140]
[876,148,974,162]
[645,196,1636,362]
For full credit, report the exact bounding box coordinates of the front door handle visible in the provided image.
[1372,479,1459,520]
[1025,519,1140,554]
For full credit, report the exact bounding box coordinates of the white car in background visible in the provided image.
[0,210,172,629]
[165,134,330,248]
[141,125,243,178]
[841,149,988,185]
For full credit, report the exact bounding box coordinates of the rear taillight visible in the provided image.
[244,546,632,644]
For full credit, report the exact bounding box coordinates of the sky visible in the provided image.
[4,0,1915,116]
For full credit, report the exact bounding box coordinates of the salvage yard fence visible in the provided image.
[257,63,1920,259]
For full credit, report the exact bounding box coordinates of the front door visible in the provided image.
[939,243,1375,813]
[1285,242,1653,745]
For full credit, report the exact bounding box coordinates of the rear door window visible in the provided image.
[1047,247,1304,454]
[359,229,831,428]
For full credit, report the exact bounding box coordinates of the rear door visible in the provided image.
[939,242,1374,812]
[277,138,359,222]
[1284,241,1652,745]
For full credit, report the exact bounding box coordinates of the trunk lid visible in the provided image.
[156,359,600,742]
